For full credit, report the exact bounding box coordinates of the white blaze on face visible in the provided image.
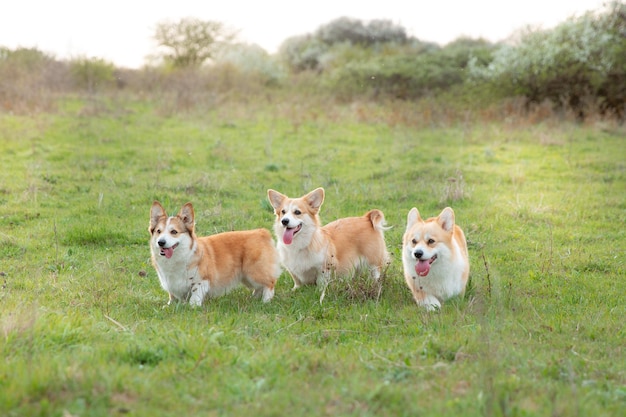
[280,202,303,245]
[407,228,437,277]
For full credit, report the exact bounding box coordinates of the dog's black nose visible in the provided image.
[414,249,424,259]
[158,239,166,247]
[281,218,289,226]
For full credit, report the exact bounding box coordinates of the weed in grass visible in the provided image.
[320,261,391,305]
[440,169,468,204]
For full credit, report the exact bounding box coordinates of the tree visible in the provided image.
[316,17,408,46]
[154,18,237,68]
[279,35,329,72]
[279,17,410,73]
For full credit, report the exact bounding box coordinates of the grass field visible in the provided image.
[0,95,624,416]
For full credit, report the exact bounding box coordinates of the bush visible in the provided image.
[279,35,329,72]
[216,44,286,86]
[469,1,626,120]
[279,17,409,73]
[69,56,116,93]
[0,47,69,112]
[321,39,495,100]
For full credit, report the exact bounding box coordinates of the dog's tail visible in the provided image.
[365,209,391,233]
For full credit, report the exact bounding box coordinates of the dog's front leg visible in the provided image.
[287,270,303,290]
[411,286,441,311]
[189,280,209,307]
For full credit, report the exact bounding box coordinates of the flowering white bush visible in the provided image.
[216,44,286,84]
[468,1,625,119]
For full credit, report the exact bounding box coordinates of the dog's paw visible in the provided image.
[417,294,441,311]
[262,287,275,303]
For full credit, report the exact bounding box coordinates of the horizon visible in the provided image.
[0,0,608,68]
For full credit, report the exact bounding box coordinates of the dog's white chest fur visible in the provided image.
[274,217,327,286]
[151,242,208,305]
[276,239,326,286]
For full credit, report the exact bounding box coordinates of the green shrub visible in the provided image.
[469,1,626,120]
[321,39,495,100]
[279,17,410,73]
[278,34,329,72]
[69,56,116,93]
[0,47,68,112]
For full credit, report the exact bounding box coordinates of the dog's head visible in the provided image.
[267,188,324,245]
[403,207,455,277]
[149,201,195,259]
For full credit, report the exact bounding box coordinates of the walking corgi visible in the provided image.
[149,201,281,306]
[267,188,389,288]
[402,207,469,310]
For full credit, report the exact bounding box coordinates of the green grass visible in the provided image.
[1,96,624,416]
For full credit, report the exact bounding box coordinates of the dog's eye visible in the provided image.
[427,238,435,245]
[156,229,161,234]
[294,209,301,215]
[411,238,417,245]
[171,230,178,235]
[281,209,286,214]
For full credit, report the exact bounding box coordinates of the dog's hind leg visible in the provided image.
[261,287,274,302]
[369,265,381,280]
[250,284,274,302]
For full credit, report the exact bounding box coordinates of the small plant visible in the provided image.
[440,170,468,203]
[319,260,391,304]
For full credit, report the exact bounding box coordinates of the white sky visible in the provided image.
[1,0,607,68]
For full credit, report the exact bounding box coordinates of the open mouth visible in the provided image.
[159,242,179,259]
[282,223,302,245]
[415,254,437,277]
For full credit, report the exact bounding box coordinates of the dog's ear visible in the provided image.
[406,207,422,231]
[437,207,455,233]
[178,203,195,233]
[150,201,167,234]
[305,188,325,212]
[267,189,286,211]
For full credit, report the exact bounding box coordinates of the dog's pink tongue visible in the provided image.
[415,260,431,277]
[163,247,174,259]
[283,228,295,245]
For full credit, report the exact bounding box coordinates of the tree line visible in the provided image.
[1,1,624,120]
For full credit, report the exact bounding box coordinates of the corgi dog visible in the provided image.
[267,188,389,289]
[149,201,281,306]
[402,207,469,311]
